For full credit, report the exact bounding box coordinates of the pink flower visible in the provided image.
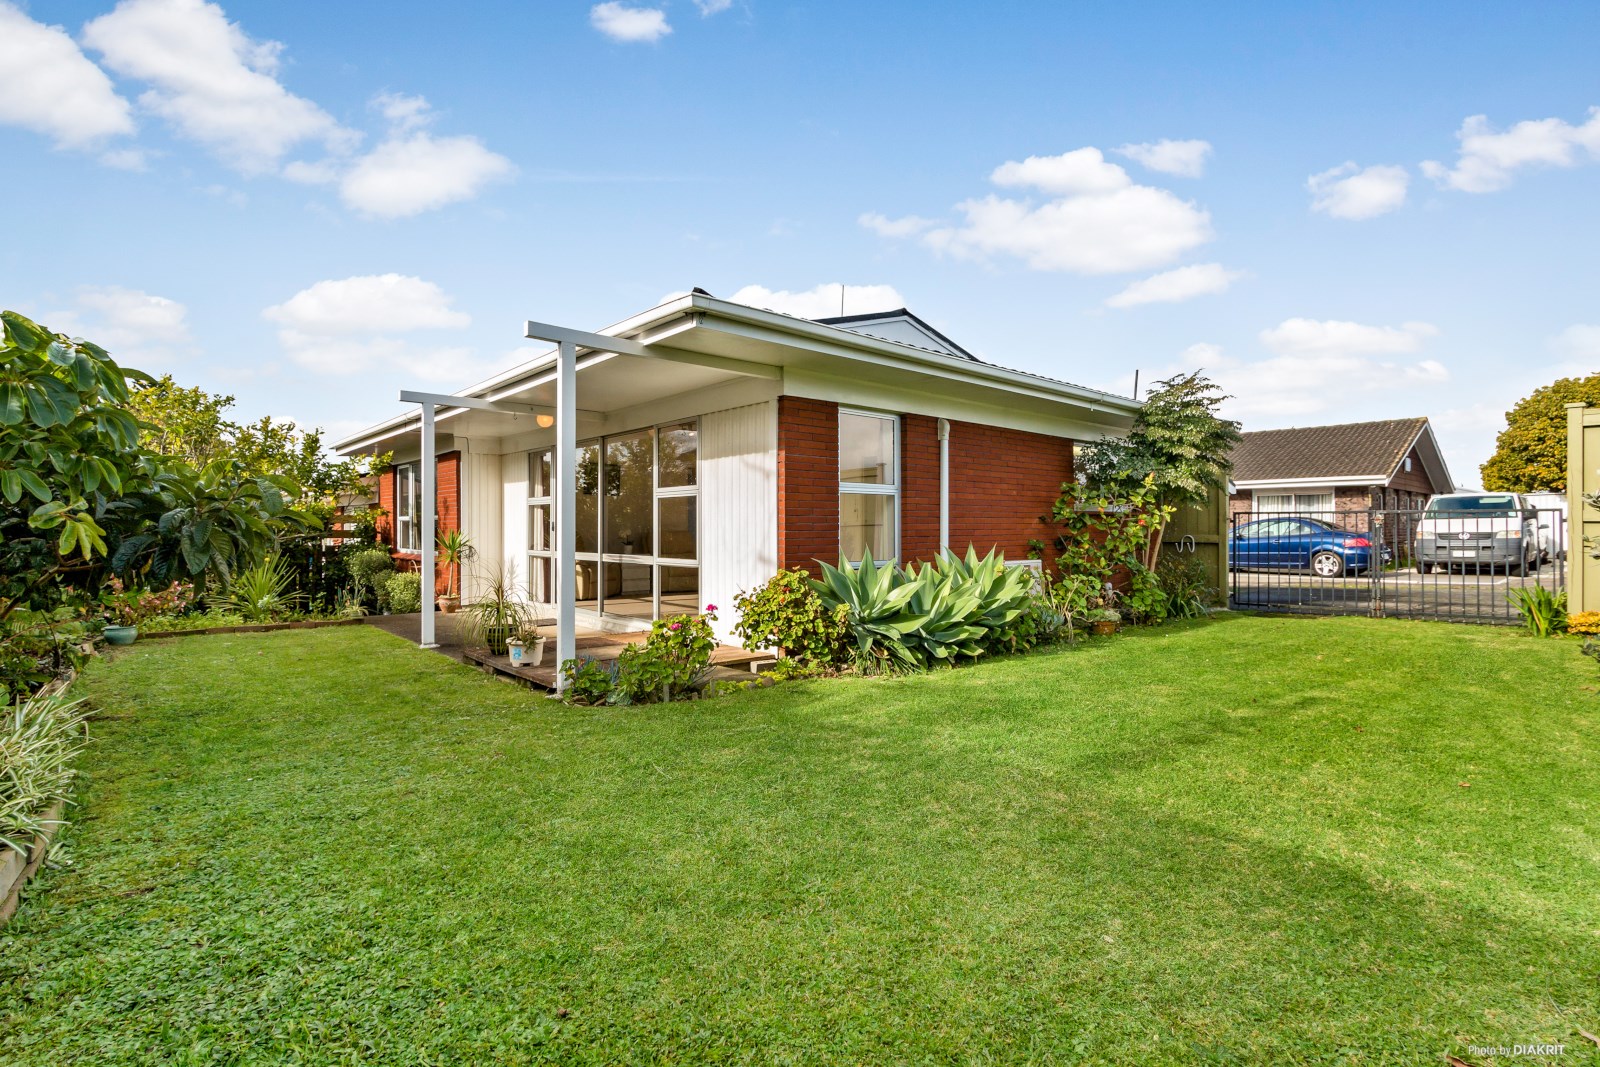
[669,621,682,631]
[705,604,718,613]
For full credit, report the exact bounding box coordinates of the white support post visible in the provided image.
[419,401,437,649]
[554,340,577,691]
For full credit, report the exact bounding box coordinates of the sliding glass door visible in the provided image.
[526,419,699,620]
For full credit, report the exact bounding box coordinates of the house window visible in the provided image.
[839,410,898,562]
[1254,491,1334,517]
[394,463,422,552]
[527,420,699,619]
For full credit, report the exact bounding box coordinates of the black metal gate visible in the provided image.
[1228,507,1566,625]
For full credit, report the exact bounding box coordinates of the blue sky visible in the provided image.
[3,1,1598,487]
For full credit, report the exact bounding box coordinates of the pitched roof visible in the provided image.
[1230,417,1430,483]
[813,308,980,362]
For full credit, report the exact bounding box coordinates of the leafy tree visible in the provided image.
[1070,372,1241,567]
[0,311,310,622]
[130,374,381,505]
[1481,374,1600,492]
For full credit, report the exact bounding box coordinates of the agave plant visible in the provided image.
[811,551,923,672]
[215,554,302,623]
[897,562,986,663]
[927,547,1034,642]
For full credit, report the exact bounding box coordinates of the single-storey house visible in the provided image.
[1227,417,1454,520]
[334,291,1138,664]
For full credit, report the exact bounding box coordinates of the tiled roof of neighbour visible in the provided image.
[1230,417,1429,482]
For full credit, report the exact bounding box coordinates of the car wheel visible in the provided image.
[1511,554,1528,577]
[1311,551,1344,578]
[1417,562,1433,574]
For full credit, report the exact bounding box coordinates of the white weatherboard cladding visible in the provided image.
[498,451,531,602]
[699,401,778,646]
[459,448,503,604]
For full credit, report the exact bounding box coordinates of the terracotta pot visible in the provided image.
[1091,620,1117,636]
[438,595,460,615]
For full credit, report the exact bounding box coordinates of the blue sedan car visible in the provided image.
[1229,517,1386,577]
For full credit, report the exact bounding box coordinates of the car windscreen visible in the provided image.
[1424,495,1519,517]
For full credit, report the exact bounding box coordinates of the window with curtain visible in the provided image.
[1254,491,1334,516]
[394,463,421,552]
[839,410,898,562]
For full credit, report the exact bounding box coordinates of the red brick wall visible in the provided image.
[377,467,396,547]
[945,419,1073,569]
[776,397,839,575]
[900,414,942,562]
[382,453,462,597]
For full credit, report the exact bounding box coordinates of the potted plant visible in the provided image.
[518,623,548,667]
[436,530,475,614]
[1088,607,1122,636]
[99,578,172,645]
[462,561,530,656]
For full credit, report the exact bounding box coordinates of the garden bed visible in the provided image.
[0,799,65,928]
[139,617,366,640]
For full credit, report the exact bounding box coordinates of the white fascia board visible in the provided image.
[1233,475,1391,490]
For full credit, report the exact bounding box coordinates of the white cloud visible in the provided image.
[1105,263,1245,309]
[858,212,936,238]
[1151,326,1449,423]
[876,147,1213,275]
[991,147,1131,195]
[695,0,734,12]
[264,274,470,335]
[83,0,353,174]
[728,283,906,319]
[338,132,514,218]
[1307,162,1409,220]
[99,148,150,171]
[280,94,514,218]
[263,274,495,383]
[0,2,134,149]
[1113,139,1212,178]
[43,285,191,368]
[590,2,671,42]
[1260,318,1438,357]
[1421,108,1600,193]
[1551,324,1600,364]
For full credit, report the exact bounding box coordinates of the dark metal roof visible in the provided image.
[1230,417,1431,483]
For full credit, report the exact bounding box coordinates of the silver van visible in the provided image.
[1415,493,1542,574]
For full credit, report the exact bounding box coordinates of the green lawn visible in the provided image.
[2,616,1598,1065]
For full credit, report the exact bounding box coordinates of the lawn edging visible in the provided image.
[0,799,66,928]
[140,618,366,640]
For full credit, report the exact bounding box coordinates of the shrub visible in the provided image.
[141,609,248,633]
[1155,553,1215,620]
[1506,586,1567,637]
[216,555,302,623]
[616,609,719,703]
[732,570,847,669]
[386,572,422,615]
[347,547,395,610]
[0,690,90,856]
[560,657,624,706]
[1568,611,1600,636]
[0,614,93,704]
[101,579,195,628]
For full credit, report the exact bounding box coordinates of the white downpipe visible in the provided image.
[419,402,437,649]
[555,340,577,692]
[937,418,950,552]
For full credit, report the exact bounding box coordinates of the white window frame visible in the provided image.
[838,408,900,564]
[526,449,553,602]
[528,419,700,620]
[1253,490,1334,517]
[394,462,421,553]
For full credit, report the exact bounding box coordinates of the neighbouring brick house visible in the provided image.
[338,294,1134,646]
[1227,417,1455,522]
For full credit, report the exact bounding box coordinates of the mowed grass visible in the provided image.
[2,616,1599,1065]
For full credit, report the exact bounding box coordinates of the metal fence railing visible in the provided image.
[1227,507,1566,626]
